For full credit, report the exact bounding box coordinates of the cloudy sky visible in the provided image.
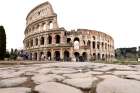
[0,0,140,50]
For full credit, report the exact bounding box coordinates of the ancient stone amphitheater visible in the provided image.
[23,1,114,62]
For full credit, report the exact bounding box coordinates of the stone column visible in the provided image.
[37,52,40,61]
[60,48,63,61]
[52,34,55,44]
[51,49,54,61]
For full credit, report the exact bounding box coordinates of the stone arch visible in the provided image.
[97,53,100,60]
[74,37,80,42]
[48,35,52,44]
[83,40,85,45]
[93,36,95,40]
[47,51,51,60]
[74,52,80,62]
[64,50,70,61]
[97,42,100,49]
[102,54,105,61]
[30,39,33,47]
[35,38,38,46]
[82,52,87,62]
[48,21,53,29]
[92,41,95,49]
[55,35,60,44]
[40,37,44,45]
[54,51,60,61]
[93,53,96,60]
[34,52,37,60]
[67,38,71,43]
[87,40,91,47]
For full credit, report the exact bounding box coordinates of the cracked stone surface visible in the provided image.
[0,62,140,93]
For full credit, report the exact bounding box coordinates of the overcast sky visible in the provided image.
[0,0,140,50]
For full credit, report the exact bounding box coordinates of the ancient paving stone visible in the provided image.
[35,82,83,93]
[0,87,31,93]
[96,77,140,93]
[51,68,78,74]
[94,66,115,72]
[98,75,118,79]
[85,71,103,75]
[63,77,98,89]
[0,77,27,88]
[32,74,65,84]
[113,71,139,76]
[114,65,135,71]
[63,73,92,79]
[126,75,140,81]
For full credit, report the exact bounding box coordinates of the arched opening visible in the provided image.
[102,54,105,61]
[102,42,104,49]
[67,38,71,43]
[97,53,100,60]
[34,53,37,60]
[40,37,44,45]
[97,42,100,49]
[93,36,95,40]
[93,41,95,49]
[74,37,80,50]
[64,50,70,61]
[54,51,60,61]
[47,51,51,60]
[39,52,44,61]
[87,40,91,48]
[48,35,52,44]
[42,23,46,30]
[35,38,38,46]
[82,52,87,62]
[93,53,96,60]
[74,37,80,42]
[29,53,32,60]
[74,52,80,62]
[30,39,33,47]
[55,35,60,44]
[49,21,53,29]
[83,40,85,45]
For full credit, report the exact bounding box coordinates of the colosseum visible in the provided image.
[23,1,114,62]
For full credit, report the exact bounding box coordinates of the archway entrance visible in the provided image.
[54,51,60,61]
[48,35,52,44]
[47,51,51,60]
[74,52,80,62]
[82,52,87,62]
[55,35,60,44]
[34,53,37,60]
[64,50,70,61]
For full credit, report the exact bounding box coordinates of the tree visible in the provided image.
[0,26,6,60]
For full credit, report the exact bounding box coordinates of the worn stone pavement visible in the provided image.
[0,62,140,93]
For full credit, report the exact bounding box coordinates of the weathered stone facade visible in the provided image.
[23,1,114,62]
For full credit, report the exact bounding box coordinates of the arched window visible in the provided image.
[54,51,60,61]
[83,40,85,45]
[97,42,100,49]
[67,38,71,43]
[48,35,52,44]
[30,39,33,47]
[98,53,100,60]
[64,50,70,61]
[74,37,80,42]
[49,21,53,29]
[93,41,95,49]
[93,36,95,40]
[87,40,91,47]
[40,37,44,45]
[35,38,38,46]
[55,35,60,44]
